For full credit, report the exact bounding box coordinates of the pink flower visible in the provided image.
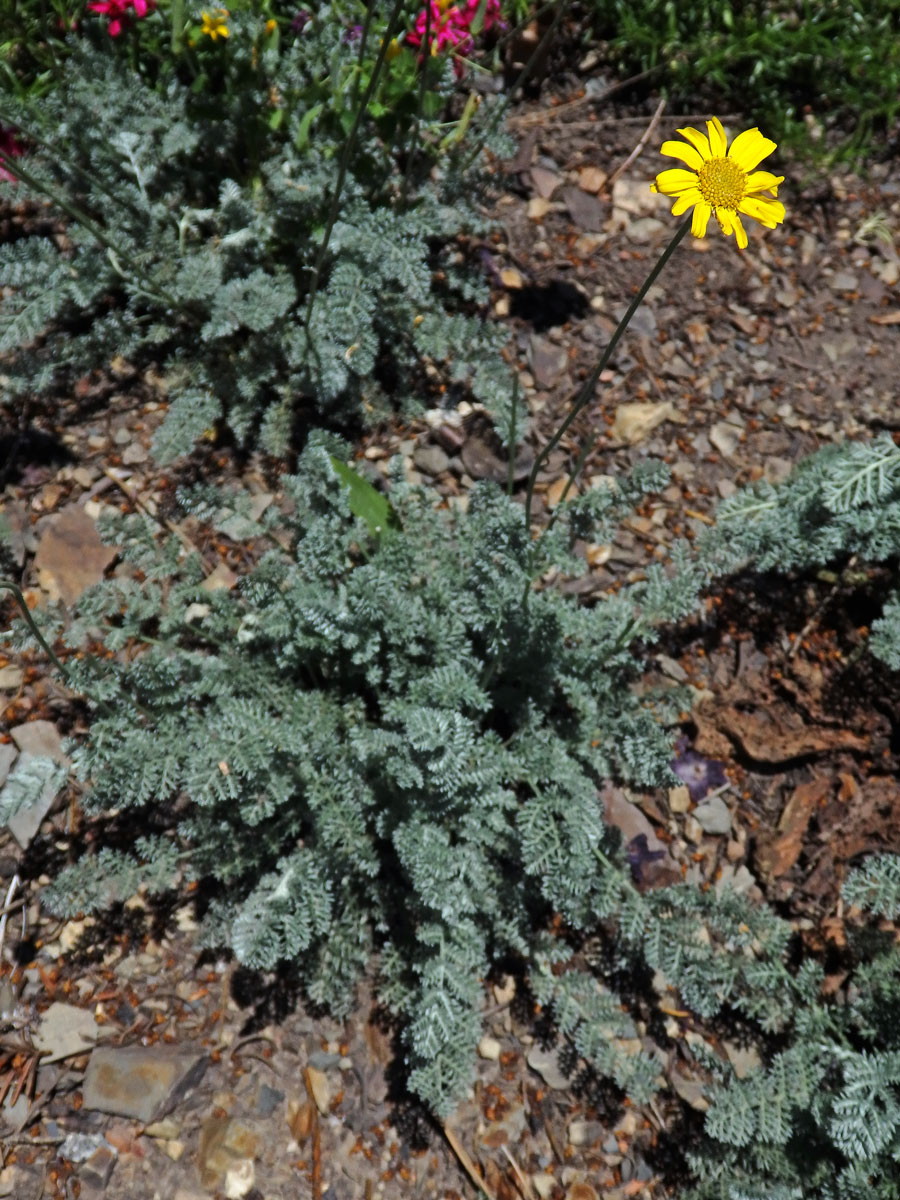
[0,126,24,184]
[87,0,154,37]
[406,0,502,71]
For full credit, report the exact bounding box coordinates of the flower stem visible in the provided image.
[302,0,406,341]
[524,215,691,540]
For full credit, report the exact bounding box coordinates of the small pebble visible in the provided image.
[477,1036,501,1061]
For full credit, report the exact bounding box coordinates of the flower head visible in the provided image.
[671,743,728,803]
[406,0,502,72]
[0,125,24,183]
[651,117,785,250]
[201,8,229,40]
[87,0,153,37]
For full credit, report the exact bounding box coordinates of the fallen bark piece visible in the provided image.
[755,778,830,880]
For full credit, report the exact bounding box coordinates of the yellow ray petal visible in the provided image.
[745,171,784,195]
[654,168,702,196]
[719,210,748,249]
[706,117,727,157]
[738,195,786,228]
[676,125,711,160]
[660,140,704,171]
[671,188,703,215]
[728,128,777,172]
[691,201,712,238]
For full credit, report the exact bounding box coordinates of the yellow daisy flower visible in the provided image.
[201,8,229,40]
[651,117,785,250]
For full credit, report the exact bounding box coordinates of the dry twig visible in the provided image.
[442,1121,497,1200]
[606,96,667,189]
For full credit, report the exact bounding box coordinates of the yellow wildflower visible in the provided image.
[651,117,785,250]
[201,8,229,40]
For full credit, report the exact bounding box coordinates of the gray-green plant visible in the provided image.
[707,431,900,669]
[0,10,515,460]
[5,436,721,1114]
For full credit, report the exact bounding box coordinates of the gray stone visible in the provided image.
[567,1119,604,1146]
[81,1144,118,1189]
[412,444,451,477]
[307,1049,341,1071]
[528,336,569,389]
[627,217,665,244]
[526,1044,569,1090]
[692,794,732,837]
[709,422,741,457]
[10,720,68,763]
[256,1083,284,1117]
[82,1045,209,1122]
[562,185,605,231]
[59,1133,107,1163]
[2,753,65,848]
[0,745,16,789]
[830,270,858,292]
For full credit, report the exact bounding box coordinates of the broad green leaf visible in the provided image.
[329,456,399,539]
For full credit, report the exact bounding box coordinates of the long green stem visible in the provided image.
[302,0,407,339]
[524,216,691,538]
[1,582,71,684]
[507,373,519,498]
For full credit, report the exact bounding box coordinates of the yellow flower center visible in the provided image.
[697,157,746,210]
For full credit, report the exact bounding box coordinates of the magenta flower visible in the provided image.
[406,0,502,72]
[0,126,24,184]
[87,0,154,37]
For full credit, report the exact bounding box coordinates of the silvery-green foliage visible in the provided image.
[709,433,900,574]
[680,435,900,1198]
[26,439,717,1115]
[0,20,514,458]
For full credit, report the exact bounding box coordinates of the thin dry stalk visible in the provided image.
[607,96,667,188]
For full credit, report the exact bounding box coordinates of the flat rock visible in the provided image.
[198,1117,263,1190]
[692,794,732,836]
[1,752,65,848]
[33,1002,112,1064]
[561,185,605,232]
[33,504,118,606]
[528,336,569,389]
[412,444,451,476]
[82,1045,209,1122]
[0,667,23,690]
[829,270,858,292]
[10,720,68,763]
[0,745,16,789]
[612,401,676,445]
[526,1044,569,1090]
[709,422,741,457]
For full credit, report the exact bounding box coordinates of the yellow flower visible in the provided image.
[384,37,401,60]
[650,117,785,250]
[201,8,229,40]
[265,18,277,34]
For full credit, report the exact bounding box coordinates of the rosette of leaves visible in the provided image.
[18,440,713,1114]
[0,10,514,459]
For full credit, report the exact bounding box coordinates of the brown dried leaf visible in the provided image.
[755,778,829,879]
